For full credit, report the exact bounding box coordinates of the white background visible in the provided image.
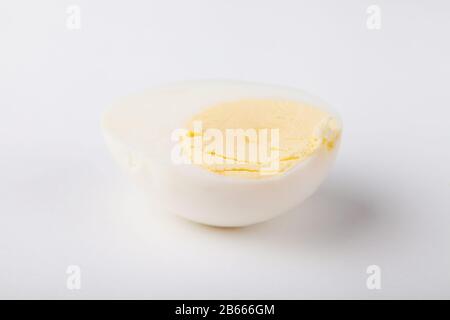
[1,0,449,299]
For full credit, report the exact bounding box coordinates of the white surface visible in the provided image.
[0,0,449,299]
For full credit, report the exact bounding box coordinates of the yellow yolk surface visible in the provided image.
[182,99,340,178]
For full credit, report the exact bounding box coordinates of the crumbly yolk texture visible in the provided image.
[182,99,340,179]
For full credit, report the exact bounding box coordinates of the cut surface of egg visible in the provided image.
[102,80,342,227]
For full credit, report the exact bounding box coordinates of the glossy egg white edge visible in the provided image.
[101,80,343,227]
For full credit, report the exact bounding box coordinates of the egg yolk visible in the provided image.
[181,99,340,178]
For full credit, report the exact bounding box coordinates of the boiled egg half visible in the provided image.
[102,80,342,227]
